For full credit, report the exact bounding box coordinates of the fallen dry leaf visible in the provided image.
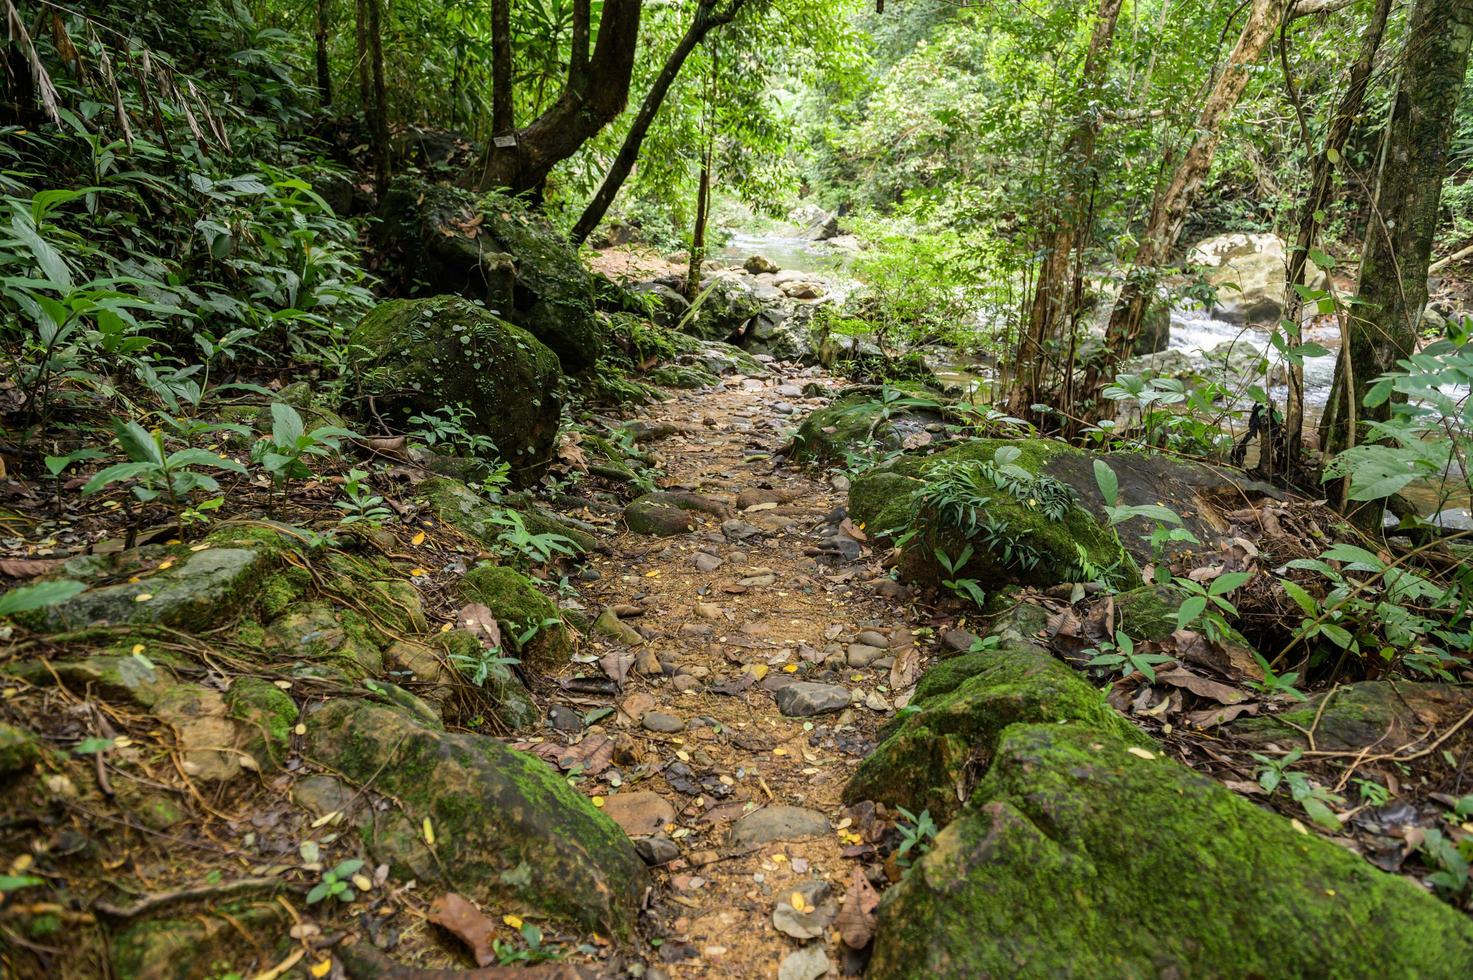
[1155,667,1248,705]
[0,558,63,579]
[1185,702,1258,728]
[835,868,880,949]
[428,892,496,966]
[456,603,503,651]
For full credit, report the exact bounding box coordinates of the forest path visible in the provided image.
[569,363,914,978]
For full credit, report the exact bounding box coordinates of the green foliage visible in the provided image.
[408,405,499,459]
[83,419,246,533]
[1085,630,1172,684]
[0,580,87,618]
[335,468,392,527]
[1250,748,1345,832]
[251,404,355,500]
[305,858,366,905]
[894,806,938,870]
[488,509,581,566]
[449,643,521,688]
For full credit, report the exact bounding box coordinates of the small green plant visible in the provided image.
[1418,828,1471,905]
[493,921,561,965]
[489,509,580,565]
[449,643,521,686]
[306,858,366,904]
[934,546,986,606]
[1086,630,1173,683]
[83,419,246,536]
[1251,748,1344,830]
[1171,571,1252,640]
[336,468,392,526]
[0,579,86,617]
[1354,778,1391,807]
[895,806,938,869]
[1244,650,1307,701]
[252,403,355,504]
[408,404,498,459]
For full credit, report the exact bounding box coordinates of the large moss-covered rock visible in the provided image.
[350,296,563,483]
[1113,582,1257,653]
[112,901,288,980]
[16,545,275,633]
[437,629,539,730]
[458,564,572,671]
[684,276,769,341]
[225,676,298,771]
[846,643,1146,823]
[375,178,603,370]
[848,439,1136,593]
[624,491,730,536]
[1229,681,1473,753]
[0,722,40,777]
[262,601,384,677]
[867,721,1473,978]
[305,699,646,938]
[790,390,945,465]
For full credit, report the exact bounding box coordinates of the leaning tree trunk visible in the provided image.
[570,0,749,246]
[1085,0,1292,400]
[314,0,332,106]
[1279,0,1392,464]
[491,0,513,136]
[1320,0,1473,530]
[466,0,643,197]
[1008,0,1123,419]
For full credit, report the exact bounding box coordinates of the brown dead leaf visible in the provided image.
[1188,565,1225,584]
[1155,667,1248,705]
[1173,629,1264,683]
[456,603,502,652]
[889,643,920,692]
[0,558,63,579]
[1185,702,1259,728]
[900,431,933,450]
[557,733,614,776]
[600,651,634,684]
[428,892,496,966]
[839,518,867,542]
[365,435,408,457]
[835,868,881,949]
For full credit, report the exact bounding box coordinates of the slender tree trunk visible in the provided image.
[571,0,748,245]
[1008,0,1123,418]
[355,0,369,106]
[1279,0,1391,463]
[686,44,719,299]
[569,0,590,87]
[315,0,332,107]
[492,0,513,135]
[1322,0,1473,530]
[467,0,644,196]
[1086,0,1292,400]
[365,0,390,194]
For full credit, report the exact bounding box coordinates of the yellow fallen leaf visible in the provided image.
[411,530,426,546]
[293,724,306,736]
[1290,819,1308,835]
[351,873,373,891]
[127,575,141,584]
[1126,747,1155,760]
[422,817,436,845]
[503,914,523,930]
[790,891,807,912]
[750,665,769,681]
[772,747,787,756]
[410,568,427,577]
[645,570,661,578]
[771,854,787,863]
[783,664,798,673]
[310,959,332,978]
[592,796,605,808]
[132,644,146,655]
[134,593,153,603]
[113,736,133,748]
[189,543,210,552]
[158,559,174,570]
[440,623,453,632]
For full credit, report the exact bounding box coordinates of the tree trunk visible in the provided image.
[315,0,332,107]
[1321,0,1473,529]
[365,0,390,194]
[1087,0,1292,399]
[570,0,748,246]
[569,0,590,88]
[492,0,513,135]
[467,0,644,196]
[1008,0,1123,419]
[686,43,719,299]
[1279,0,1391,463]
[356,0,369,106]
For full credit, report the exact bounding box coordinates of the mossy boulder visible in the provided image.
[648,363,719,389]
[15,544,275,634]
[867,721,1473,978]
[418,476,595,554]
[458,564,572,671]
[1229,681,1473,753]
[790,390,945,465]
[845,643,1146,823]
[3,651,180,709]
[350,296,563,484]
[262,601,384,676]
[375,178,603,370]
[111,901,288,980]
[847,438,1137,593]
[624,491,730,537]
[305,699,646,939]
[684,276,768,341]
[0,722,40,777]
[225,677,298,771]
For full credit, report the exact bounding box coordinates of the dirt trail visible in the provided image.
[567,363,914,978]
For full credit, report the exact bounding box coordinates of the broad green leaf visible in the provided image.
[0,579,86,617]
[1092,459,1118,507]
[1208,571,1251,596]
[1280,579,1318,616]
[1176,595,1207,630]
[271,402,305,447]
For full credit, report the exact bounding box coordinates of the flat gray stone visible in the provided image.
[779,944,833,980]
[855,630,890,648]
[693,552,724,572]
[641,711,685,733]
[729,805,830,845]
[846,643,886,667]
[775,682,852,717]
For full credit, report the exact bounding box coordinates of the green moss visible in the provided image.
[458,564,572,671]
[791,394,905,464]
[323,551,429,633]
[263,602,383,676]
[867,721,1473,978]
[306,699,646,938]
[846,643,1146,824]
[420,476,594,555]
[0,721,40,776]
[256,566,310,621]
[350,296,564,484]
[225,676,298,770]
[649,363,719,389]
[438,630,539,730]
[1114,582,1255,651]
[112,902,287,980]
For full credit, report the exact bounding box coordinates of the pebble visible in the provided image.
[772,880,836,940]
[855,629,890,648]
[633,649,663,675]
[778,945,833,980]
[579,567,602,581]
[846,643,886,667]
[602,791,675,836]
[673,674,702,693]
[693,552,724,572]
[634,835,680,866]
[547,705,583,732]
[641,711,685,733]
[829,473,850,492]
[694,602,723,620]
[728,805,830,845]
[775,682,852,717]
[943,627,980,652]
